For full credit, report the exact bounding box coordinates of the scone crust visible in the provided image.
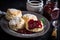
[5,9,22,20]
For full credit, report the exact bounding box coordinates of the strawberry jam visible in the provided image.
[16,19,42,34]
[16,28,34,34]
[28,19,42,29]
[44,2,55,14]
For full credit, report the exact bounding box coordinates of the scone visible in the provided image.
[9,17,25,31]
[6,8,22,20]
[23,14,38,22]
[26,19,44,32]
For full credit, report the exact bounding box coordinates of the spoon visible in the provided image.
[52,20,59,38]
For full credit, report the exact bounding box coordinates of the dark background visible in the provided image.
[0,0,60,40]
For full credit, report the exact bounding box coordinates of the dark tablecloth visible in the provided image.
[0,0,60,40]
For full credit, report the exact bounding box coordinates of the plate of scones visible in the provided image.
[0,8,50,38]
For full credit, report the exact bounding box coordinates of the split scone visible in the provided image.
[26,19,44,32]
[9,17,25,31]
[23,14,44,32]
[5,8,22,20]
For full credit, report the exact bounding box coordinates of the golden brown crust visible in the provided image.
[22,14,38,22]
[5,9,22,20]
[7,9,22,15]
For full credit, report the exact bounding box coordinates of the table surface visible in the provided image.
[0,0,60,40]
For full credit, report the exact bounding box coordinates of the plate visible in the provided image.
[0,11,50,38]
